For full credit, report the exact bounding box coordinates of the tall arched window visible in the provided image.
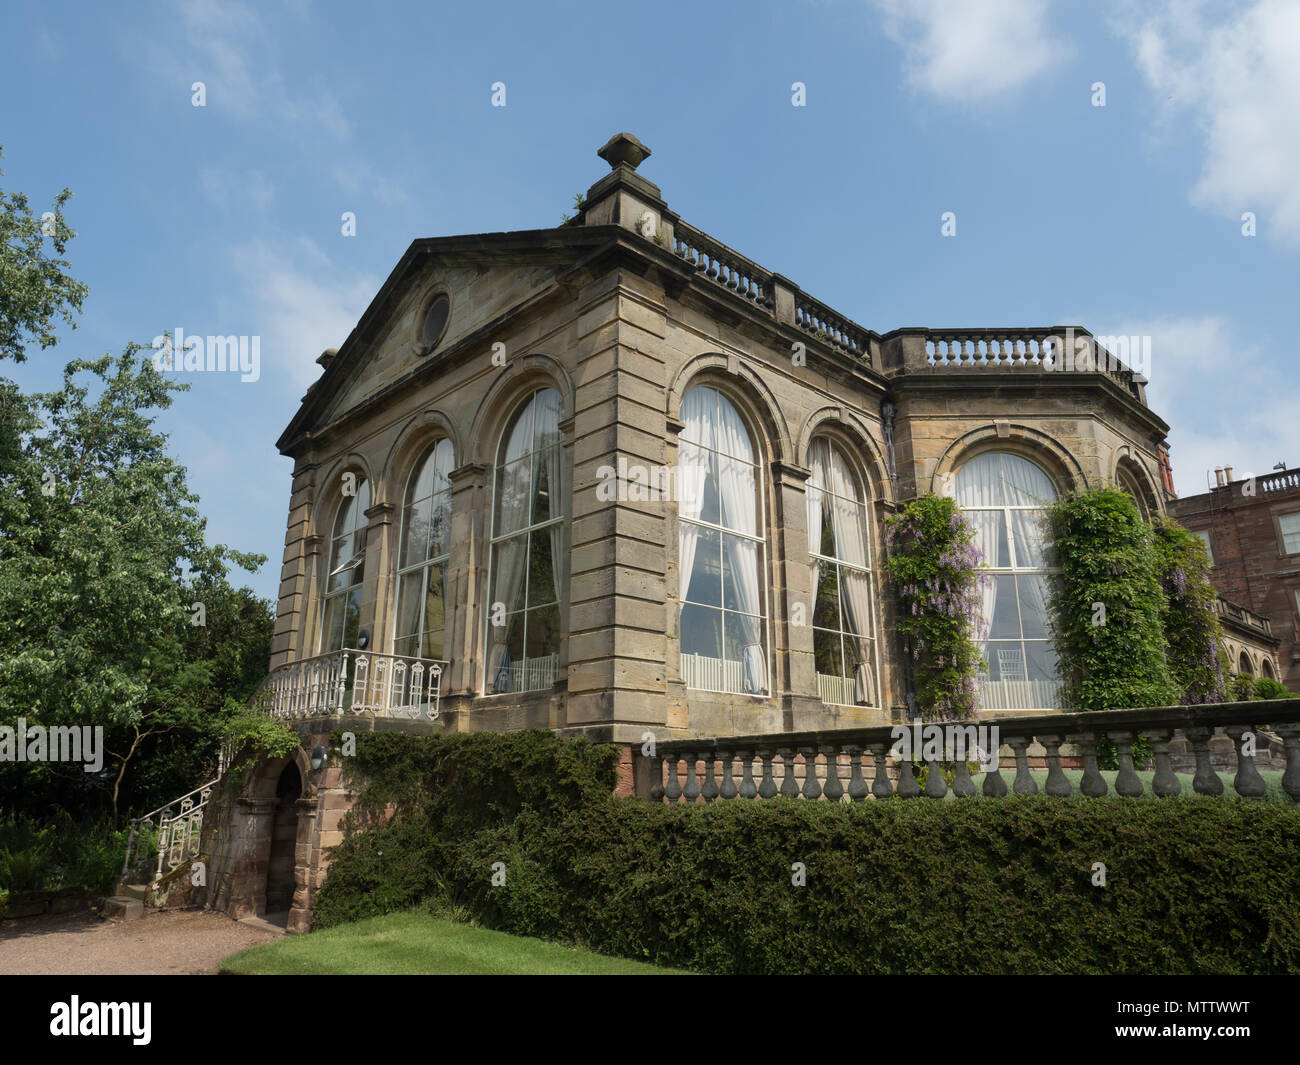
[678,385,768,695]
[485,388,566,694]
[807,438,878,707]
[955,452,1059,711]
[1238,651,1254,677]
[393,439,454,660]
[321,476,371,653]
[1116,465,1151,521]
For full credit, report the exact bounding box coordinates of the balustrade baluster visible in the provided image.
[951,757,976,798]
[1074,731,1109,797]
[982,750,1009,796]
[779,749,801,798]
[738,749,758,798]
[719,751,738,799]
[844,746,867,801]
[800,748,822,800]
[1040,734,1071,797]
[649,757,665,803]
[701,753,719,804]
[1226,727,1267,800]
[1008,738,1038,795]
[923,757,948,798]
[896,757,920,799]
[823,746,844,802]
[664,754,682,804]
[758,749,777,799]
[1111,732,1145,797]
[1277,726,1300,804]
[683,751,700,803]
[1148,729,1182,797]
[1186,728,1224,795]
[868,743,894,799]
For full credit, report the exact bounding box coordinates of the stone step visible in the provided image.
[113,882,149,901]
[101,896,145,921]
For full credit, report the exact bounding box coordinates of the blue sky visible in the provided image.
[2,0,1297,604]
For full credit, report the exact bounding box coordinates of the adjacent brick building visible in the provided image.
[1172,465,1300,688]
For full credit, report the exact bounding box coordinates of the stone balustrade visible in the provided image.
[793,291,872,361]
[673,220,775,309]
[646,699,1300,803]
[1214,596,1273,637]
[1259,468,1300,494]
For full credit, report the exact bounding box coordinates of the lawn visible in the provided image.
[219,911,689,975]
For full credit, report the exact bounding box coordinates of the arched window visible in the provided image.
[678,385,768,695]
[1116,465,1151,521]
[1238,651,1254,677]
[393,439,454,660]
[807,438,877,707]
[321,476,371,653]
[1262,658,1275,681]
[485,388,566,694]
[955,452,1059,711]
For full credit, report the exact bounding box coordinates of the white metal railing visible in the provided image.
[492,653,558,694]
[256,649,446,720]
[817,673,859,706]
[682,653,744,694]
[121,777,220,885]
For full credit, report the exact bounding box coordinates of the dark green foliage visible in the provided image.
[883,496,985,720]
[1254,677,1292,699]
[0,814,128,896]
[1151,517,1227,705]
[312,729,618,928]
[1046,489,1178,713]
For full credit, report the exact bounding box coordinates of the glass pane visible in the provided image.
[965,510,1008,568]
[524,602,561,662]
[989,574,1021,639]
[409,450,436,504]
[395,571,424,640]
[532,388,563,452]
[421,564,447,649]
[495,458,532,535]
[679,387,718,452]
[955,453,1004,507]
[714,394,754,464]
[429,494,451,560]
[1016,574,1050,639]
[531,446,554,527]
[1000,454,1056,506]
[689,445,721,527]
[328,535,353,592]
[987,641,1025,682]
[828,494,868,567]
[724,611,765,694]
[683,526,721,608]
[1010,509,1048,569]
[341,586,363,650]
[813,560,841,630]
[718,454,757,536]
[394,633,419,659]
[721,533,760,615]
[1025,641,1059,686]
[323,596,345,652]
[813,627,844,678]
[840,571,873,637]
[402,498,432,568]
[527,527,559,607]
[680,603,722,659]
[488,612,526,694]
[491,535,528,614]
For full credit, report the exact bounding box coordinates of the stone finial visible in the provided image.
[597,132,651,171]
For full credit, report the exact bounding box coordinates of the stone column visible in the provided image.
[446,462,488,700]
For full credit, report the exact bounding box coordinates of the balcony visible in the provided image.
[255,649,447,720]
[1214,596,1273,638]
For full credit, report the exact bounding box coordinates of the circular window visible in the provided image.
[420,294,450,353]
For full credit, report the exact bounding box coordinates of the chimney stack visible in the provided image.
[1214,468,1225,487]
[1224,465,1234,483]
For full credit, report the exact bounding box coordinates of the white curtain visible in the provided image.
[677,389,712,601]
[487,402,536,688]
[535,391,567,603]
[1001,453,1056,506]
[827,448,874,703]
[715,395,765,694]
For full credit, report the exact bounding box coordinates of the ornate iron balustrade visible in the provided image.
[254,649,446,720]
[646,699,1300,803]
[121,778,219,884]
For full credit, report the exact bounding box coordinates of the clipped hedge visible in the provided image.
[315,732,1300,973]
[313,729,618,928]
[444,797,1300,975]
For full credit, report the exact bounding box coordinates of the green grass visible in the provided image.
[219,911,690,975]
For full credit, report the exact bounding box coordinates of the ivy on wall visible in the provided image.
[883,496,985,721]
[1151,516,1227,705]
[1045,488,1179,713]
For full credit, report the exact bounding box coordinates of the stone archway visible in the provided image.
[265,762,302,916]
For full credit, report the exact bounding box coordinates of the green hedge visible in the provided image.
[316,732,1300,974]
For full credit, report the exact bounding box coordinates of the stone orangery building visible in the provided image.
[197,134,1185,930]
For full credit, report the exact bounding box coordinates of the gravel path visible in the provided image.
[0,908,282,975]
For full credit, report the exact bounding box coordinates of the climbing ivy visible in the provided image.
[219,707,300,788]
[883,495,986,721]
[1151,516,1228,705]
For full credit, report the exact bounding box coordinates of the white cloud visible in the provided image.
[870,0,1068,103]
[1117,0,1300,245]
[199,167,275,213]
[1080,313,1297,497]
[230,237,380,391]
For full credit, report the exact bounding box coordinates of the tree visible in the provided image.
[0,145,88,362]
[0,349,268,819]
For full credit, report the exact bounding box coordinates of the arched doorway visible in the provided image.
[265,762,302,916]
